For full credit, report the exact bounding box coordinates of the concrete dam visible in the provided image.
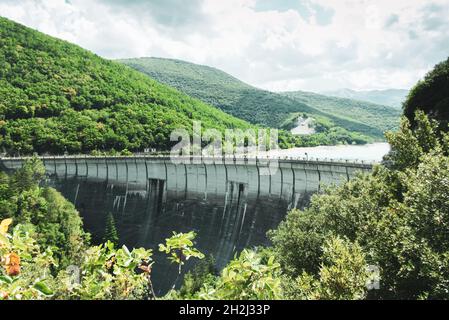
[1,155,373,294]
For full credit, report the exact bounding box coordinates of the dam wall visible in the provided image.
[0,155,374,294]
[0,155,373,204]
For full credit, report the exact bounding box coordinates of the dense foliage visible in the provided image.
[120,57,399,141]
[198,249,282,300]
[403,57,449,129]
[0,17,252,155]
[0,219,208,300]
[1,221,59,299]
[280,236,369,300]
[0,158,88,267]
[270,112,449,299]
[169,249,283,300]
[0,220,155,300]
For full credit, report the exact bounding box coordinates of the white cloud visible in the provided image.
[0,0,448,92]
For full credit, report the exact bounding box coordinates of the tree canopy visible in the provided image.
[269,111,449,299]
[403,57,449,129]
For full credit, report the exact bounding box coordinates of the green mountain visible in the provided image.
[281,91,401,137]
[119,57,312,129]
[120,57,400,140]
[321,88,409,109]
[404,57,449,129]
[0,17,252,155]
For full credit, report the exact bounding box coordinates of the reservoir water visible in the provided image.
[39,143,389,295]
[264,142,390,162]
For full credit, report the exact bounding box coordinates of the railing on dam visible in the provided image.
[0,154,376,169]
[0,154,378,217]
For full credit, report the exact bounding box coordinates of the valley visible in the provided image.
[2,1,448,302]
[120,57,402,144]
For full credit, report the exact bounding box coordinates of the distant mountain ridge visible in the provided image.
[321,88,409,109]
[120,57,401,140]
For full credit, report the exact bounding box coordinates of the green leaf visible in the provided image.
[122,245,131,257]
[0,275,13,284]
[0,233,10,247]
[33,281,54,296]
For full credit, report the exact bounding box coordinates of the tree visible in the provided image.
[169,255,217,299]
[270,112,449,299]
[159,231,205,289]
[197,249,283,300]
[103,212,119,246]
[283,237,369,300]
[1,159,88,268]
[385,111,442,171]
[0,16,254,156]
[10,156,45,192]
[403,57,449,129]
[1,218,205,300]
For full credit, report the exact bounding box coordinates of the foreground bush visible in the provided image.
[1,218,206,300]
[270,112,449,299]
[0,158,88,267]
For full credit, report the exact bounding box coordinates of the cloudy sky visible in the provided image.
[1,0,448,92]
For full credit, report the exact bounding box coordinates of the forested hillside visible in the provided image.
[0,17,252,155]
[403,57,449,129]
[119,57,314,128]
[322,88,409,109]
[282,91,401,137]
[120,57,399,140]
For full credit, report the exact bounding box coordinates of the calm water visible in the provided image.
[45,143,388,295]
[265,142,390,162]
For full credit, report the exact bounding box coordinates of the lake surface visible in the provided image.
[44,143,388,295]
[264,142,390,162]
